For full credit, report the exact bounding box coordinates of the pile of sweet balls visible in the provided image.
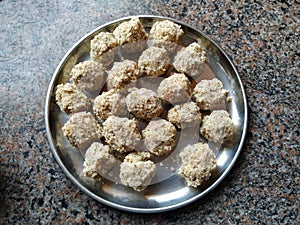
[55,17,234,191]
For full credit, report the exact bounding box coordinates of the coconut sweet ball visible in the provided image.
[200,110,234,143]
[93,89,127,121]
[83,142,118,179]
[173,42,207,78]
[62,112,102,152]
[157,73,191,104]
[90,32,119,66]
[149,20,184,52]
[102,116,142,154]
[125,88,164,120]
[70,60,106,92]
[167,101,201,129]
[119,152,156,191]
[106,59,140,91]
[193,78,229,110]
[138,46,170,77]
[113,17,148,53]
[55,83,92,114]
[178,142,217,187]
[142,118,177,156]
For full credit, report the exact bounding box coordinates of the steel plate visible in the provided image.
[45,15,248,213]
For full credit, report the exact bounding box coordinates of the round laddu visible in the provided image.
[120,152,156,192]
[173,42,207,78]
[193,78,229,110]
[70,60,106,92]
[200,110,234,143]
[106,60,140,91]
[90,32,119,66]
[62,112,102,151]
[113,17,148,53]
[167,101,201,128]
[83,142,118,179]
[178,142,217,187]
[142,118,177,156]
[125,88,163,120]
[157,73,191,104]
[93,89,127,121]
[138,46,170,77]
[149,20,184,52]
[102,116,142,154]
[55,83,92,114]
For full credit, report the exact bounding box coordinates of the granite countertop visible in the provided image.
[0,0,299,224]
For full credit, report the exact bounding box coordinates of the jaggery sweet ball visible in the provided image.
[113,17,148,53]
[70,60,106,92]
[83,142,118,179]
[200,110,234,143]
[102,116,142,154]
[173,42,207,78]
[157,73,191,104]
[138,46,170,77]
[93,89,127,121]
[193,78,229,110]
[119,151,156,191]
[167,101,201,129]
[149,20,184,52]
[125,88,163,120]
[62,112,102,151]
[142,118,177,156]
[106,59,140,91]
[90,32,119,66]
[55,83,92,114]
[178,142,217,187]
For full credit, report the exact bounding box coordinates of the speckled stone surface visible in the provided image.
[0,0,299,224]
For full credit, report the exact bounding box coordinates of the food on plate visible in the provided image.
[93,89,127,121]
[142,118,177,156]
[83,142,118,179]
[178,143,217,187]
[62,112,102,152]
[106,59,140,90]
[119,151,156,191]
[200,110,234,143]
[173,42,207,78]
[53,17,237,192]
[102,116,141,154]
[90,32,119,66]
[167,101,201,129]
[149,20,184,52]
[113,17,148,53]
[125,88,163,120]
[193,78,229,110]
[55,83,92,114]
[70,60,106,92]
[138,46,170,77]
[157,73,191,104]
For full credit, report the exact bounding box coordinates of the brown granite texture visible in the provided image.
[0,0,299,224]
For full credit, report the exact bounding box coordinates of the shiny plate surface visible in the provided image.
[45,15,248,213]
